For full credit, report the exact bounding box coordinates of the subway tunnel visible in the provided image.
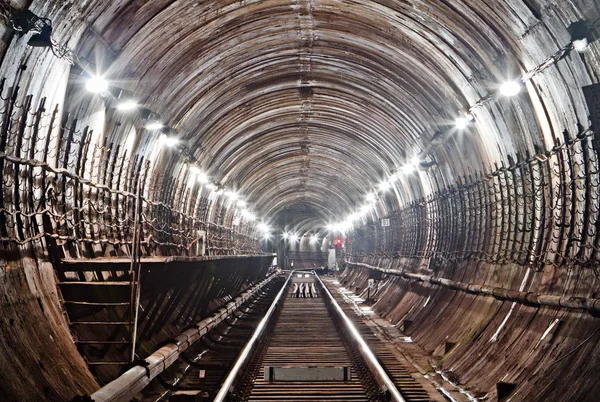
[0,0,600,401]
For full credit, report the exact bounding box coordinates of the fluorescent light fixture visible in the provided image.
[226,191,239,201]
[290,234,299,242]
[116,100,138,111]
[499,80,521,97]
[573,38,589,52]
[348,213,361,222]
[164,137,179,147]
[366,192,377,203]
[378,180,392,192]
[85,75,108,94]
[237,200,247,208]
[190,166,209,184]
[282,232,289,240]
[145,121,164,130]
[310,235,318,242]
[401,165,413,174]
[242,210,256,221]
[455,116,471,129]
[197,172,209,184]
[258,223,270,233]
[340,221,352,232]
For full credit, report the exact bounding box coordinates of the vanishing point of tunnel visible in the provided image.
[1,1,600,401]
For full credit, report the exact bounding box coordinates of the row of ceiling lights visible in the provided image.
[84,74,263,225]
[8,10,267,229]
[15,10,595,239]
[327,21,596,235]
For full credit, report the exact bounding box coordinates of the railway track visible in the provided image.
[135,276,287,401]
[133,271,435,402]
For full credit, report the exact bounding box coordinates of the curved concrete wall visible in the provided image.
[0,0,599,400]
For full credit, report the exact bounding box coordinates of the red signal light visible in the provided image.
[335,237,343,246]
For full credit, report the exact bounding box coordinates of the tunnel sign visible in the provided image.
[381,219,390,227]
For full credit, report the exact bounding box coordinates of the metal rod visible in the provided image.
[314,274,405,402]
[129,174,143,362]
[213,272,291,402]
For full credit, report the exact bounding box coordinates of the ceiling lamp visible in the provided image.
[197,173,209,184]
[455,115,473,129]
[85,75,108,94]
[499,80,521,97]
[159,134,178,147]
[568,21,591,53]
[242,210,256,221]
[226,191,239,201]
[116,100,138,111]
[165,137,178,147]
[378,180,392,192]
[145,121,164,130]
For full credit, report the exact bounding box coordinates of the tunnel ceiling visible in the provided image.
[53,0,594,230]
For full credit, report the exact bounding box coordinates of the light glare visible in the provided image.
[455,116,470,129]
[197,172,209,184]
[164,137,178,147]
[85,75,108,94]
[242,210,256,221]
[378,180,391,192]
[573,38,589,52]
[499,80,521,97]
[116,100,138,111]
[146,121,164,130]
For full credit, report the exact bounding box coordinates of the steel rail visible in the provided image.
[213,272,292,402]
[90,273,277,402]
[314,274,406,402]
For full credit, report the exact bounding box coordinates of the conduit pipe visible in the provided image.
[90,273,278,402]
[347,262,600,315]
